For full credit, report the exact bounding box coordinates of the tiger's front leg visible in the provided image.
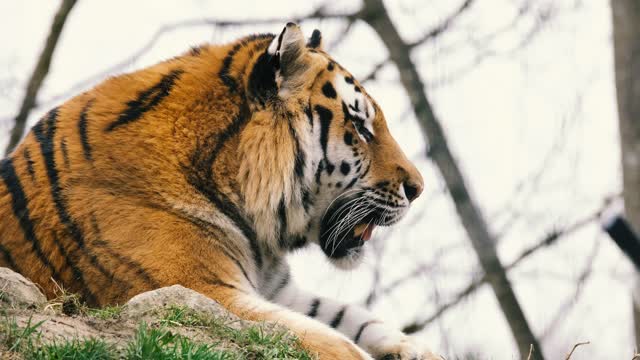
[195,282,372,360]
[264,267,440,360]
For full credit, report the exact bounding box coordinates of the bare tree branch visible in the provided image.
[408,0,475,49]
[4,0,78,156]
[401,205,607,336]
[540,237,599,340]
[361,59,389,84]
[611,0,640,346]
[27,6,357,117]
[358,1,543,357]
[359,0,475,83]
[326,18,357,52]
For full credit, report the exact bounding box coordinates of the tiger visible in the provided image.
[0,23,435,359]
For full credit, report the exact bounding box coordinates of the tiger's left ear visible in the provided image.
[267,23,307,81]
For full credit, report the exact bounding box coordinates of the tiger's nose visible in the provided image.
[400,163,424,202]
[403,179,423,202]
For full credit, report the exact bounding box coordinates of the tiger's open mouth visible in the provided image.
[319,197,401,260]
[353,223,376,242]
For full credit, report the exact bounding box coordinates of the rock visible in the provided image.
[123,285,234,320]
[0,267,47,309]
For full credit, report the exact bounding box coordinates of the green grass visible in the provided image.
[228,326,313,360]
[85,305,124,320]
[1,314,44,353]
[0,308,314,360]
[126,323,230,360]
[159,305,208,327]
[158,306,313,359]
[28,338,114,360]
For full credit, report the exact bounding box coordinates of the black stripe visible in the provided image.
[268,269,290,300]
[276,27,285,54]
[32,108,123,294]
[89,215,160,289]
[210,279,237,290]
[289,235,307,250]
[301,188,313,212]
[0,158,60,280]
[354,321,377,344]
[0,243,18,270]
[307,298,320,318]
[288,122,305,180]
[360,162,372,178]
[228,250,256,289]
[314,160,325,185]
[304,106,313,128]
[49,230,96,301]
[22,148,36,182]
[322,82,337,99]
[294,148,305,178]
[203,271,239,291]
[277,199,288,249]
[330,307,346,329]
[219,34,275,94]
[189,45,202,56]
[150,202,257,290]
[78,99,94,161]
[195,219,256,289]
[247,51,278,106]
[220,43,245,93]
[60,136,70,169]
[105,69,184,132]
[344,176,359,190]
[342,101,374,142]
[186,102,263,268]
[315,105,333,158]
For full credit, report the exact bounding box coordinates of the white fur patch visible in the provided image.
[267,33,281,55]
[334,75,375,140]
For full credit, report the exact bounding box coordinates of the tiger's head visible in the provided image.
[237,24,423,269]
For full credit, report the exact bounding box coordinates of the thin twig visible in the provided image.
[408,0,475,48]
[565,341,589,360]
[5,0,78,156]
[360,0,475,83]
[29,7,356,115]
[401,202,610,335]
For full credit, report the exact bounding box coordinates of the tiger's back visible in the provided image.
[0,37,271,305]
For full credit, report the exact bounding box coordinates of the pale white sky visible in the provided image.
[0,0,629,358]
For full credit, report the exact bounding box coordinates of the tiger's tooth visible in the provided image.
[353,223,368,236]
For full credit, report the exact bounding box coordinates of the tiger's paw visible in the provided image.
[371,335,441,360]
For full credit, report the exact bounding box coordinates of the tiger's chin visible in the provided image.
[319,222,374,270]
[317,194,408,270]
[317,203,389,270]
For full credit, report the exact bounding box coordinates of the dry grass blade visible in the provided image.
[565,341,590,360]
[526,344,534,360]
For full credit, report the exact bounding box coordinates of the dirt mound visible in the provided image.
[0,267,312,359]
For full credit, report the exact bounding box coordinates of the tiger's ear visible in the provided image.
[267,23,307,83]
[307,29,323,50]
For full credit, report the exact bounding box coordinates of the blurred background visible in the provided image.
[0,0,634,358]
